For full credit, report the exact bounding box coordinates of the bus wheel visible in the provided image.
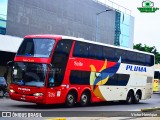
[133,92,140,104]
[126,91,134,104]
[65,92,76,107]
[80,91,90,107]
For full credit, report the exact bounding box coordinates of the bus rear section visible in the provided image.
[153,70,160,92]
[9,35,154,107]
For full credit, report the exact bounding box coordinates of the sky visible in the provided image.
[99,0,160,51]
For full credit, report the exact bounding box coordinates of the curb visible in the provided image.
[141,107,160,112]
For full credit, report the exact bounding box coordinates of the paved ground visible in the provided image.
[0,93,160,111]
[0,93,160,120]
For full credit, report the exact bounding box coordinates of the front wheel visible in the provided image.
[126,91,134,104]
[65,92,76,107]
[80,92,90,107]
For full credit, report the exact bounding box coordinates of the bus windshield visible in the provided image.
[17,38,55,57]
[12,62,47,87]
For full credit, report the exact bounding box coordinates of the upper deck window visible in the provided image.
[17,38,55,58]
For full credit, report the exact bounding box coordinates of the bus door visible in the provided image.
[46,39,73,104]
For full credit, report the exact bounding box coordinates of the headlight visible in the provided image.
[33,93,43,97]
[10,89,15,93]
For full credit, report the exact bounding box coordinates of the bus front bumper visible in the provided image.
[9,92,45,104]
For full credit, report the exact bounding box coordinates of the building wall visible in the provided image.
[6,0,134,48]
[6,0,116,45]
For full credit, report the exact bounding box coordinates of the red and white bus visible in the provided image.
[9,35,154,107]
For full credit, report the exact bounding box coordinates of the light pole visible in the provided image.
[95,9,112,42]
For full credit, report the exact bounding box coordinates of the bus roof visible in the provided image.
[24,34,154,56]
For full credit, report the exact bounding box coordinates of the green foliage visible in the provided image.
[134,43,160,64]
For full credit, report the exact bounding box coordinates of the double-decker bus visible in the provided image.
[9,35,154,107]
[153,70,160,92]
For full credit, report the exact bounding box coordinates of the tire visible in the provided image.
[126,91,134,104]
[133,92,140,104]
[80,92,90,107]
[0,90,4,97]
[65,92,76,107]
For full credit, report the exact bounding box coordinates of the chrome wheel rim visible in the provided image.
[81,94,87,103]
[67,94,74,104]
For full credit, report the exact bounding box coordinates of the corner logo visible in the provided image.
[137,0,159,13]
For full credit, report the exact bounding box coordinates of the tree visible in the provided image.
[134,43,160,64]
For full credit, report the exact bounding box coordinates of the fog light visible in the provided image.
[33,93,43,97]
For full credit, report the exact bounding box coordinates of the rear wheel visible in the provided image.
[126,91,134,104]
[80,92,90,107]
[65,92,76,107]
[133,92,140,104]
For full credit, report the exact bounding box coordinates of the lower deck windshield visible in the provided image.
[12,62,47,87]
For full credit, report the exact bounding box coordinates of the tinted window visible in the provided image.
[73,42,88,58]
[146,55,154,66]
[51,39,73,86]
[103,47,115,61]
[127,51,137,64]
[88,44,103,59]
[105,74,118,85]
[70,70,90,85]
[104,74,129,86]
[17,38,55,57]
[150,55,154,66]
[115,49,126,62]
[54,39,73,56]
[52,39,73,68]
[117,74,130,86]
[137,53,145,64]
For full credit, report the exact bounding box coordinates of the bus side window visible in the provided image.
[115,49,126,62]
[52,39,73,66]
[145,55,151,66]
[51,39,73,86]
[73,42,89,58]
[146,55,154,66]
[88,44,103,60]
[104,74,118,85]
[127,51,137,65]
[137,53,145,65]
[103,47,115,61]
[150,55,154,66]
[70,70,90,85]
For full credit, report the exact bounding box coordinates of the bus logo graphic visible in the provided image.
[74,61,83,67]
[126,65,147,72]
[2,112,11,117]
[90,58,121,100]
[137,0,159,13]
